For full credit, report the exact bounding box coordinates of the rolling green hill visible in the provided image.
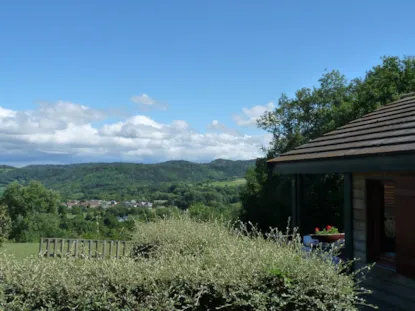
[0,159,254,200]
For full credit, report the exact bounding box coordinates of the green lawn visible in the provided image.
[1,243,39,259]
[210,178,247,187]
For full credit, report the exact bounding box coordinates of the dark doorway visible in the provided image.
[366,180,396,270]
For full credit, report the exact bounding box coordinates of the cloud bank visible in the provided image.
[233,102,275,127]
[0,101,270,166]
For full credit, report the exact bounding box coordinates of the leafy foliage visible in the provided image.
[0,180,242,242]
[242,56,415,232]
[0,217,373,310]
[0,159,254,200]
[0,204,11,247]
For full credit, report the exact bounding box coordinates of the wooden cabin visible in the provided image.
[268,93,415,310]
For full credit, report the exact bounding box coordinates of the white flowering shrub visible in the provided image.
[0,216,374,310]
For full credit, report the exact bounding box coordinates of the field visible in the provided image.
[209,178,246,187]
[1,243,39,259]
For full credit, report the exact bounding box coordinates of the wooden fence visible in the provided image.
[39,238,130,259]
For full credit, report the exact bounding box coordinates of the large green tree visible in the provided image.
[241,56,415,232]
[2,181,60,220]
[1,181,61,242]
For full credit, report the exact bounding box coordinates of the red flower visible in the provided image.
[315,227,320,233]
[326,225,332,231]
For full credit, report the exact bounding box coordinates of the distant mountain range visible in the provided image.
[0,159,255,199]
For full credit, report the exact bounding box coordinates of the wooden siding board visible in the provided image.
[354,250,366,261]
[353,209,366,222]
[353,189,365,200]
[354,240,366,252]
[353,220,366,231]
[353,199,365,210]
[353,174,367,264]
[353,229,366,242]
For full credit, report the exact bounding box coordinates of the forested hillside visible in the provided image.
[0,159,254,200]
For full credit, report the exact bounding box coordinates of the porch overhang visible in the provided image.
[268,152,415,175]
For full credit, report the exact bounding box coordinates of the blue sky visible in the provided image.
[0,0,414,166]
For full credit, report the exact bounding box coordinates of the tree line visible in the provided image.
[0,180,242,244]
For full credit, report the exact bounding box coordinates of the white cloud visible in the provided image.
[0,102,268,165]
[207,120,242,136]
[233,102,275,127]
[130,93,168,110]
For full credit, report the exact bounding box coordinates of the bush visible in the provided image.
[0,216,374,310]
[0,204,11,247]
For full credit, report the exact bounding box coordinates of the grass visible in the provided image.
[209,178,246,187]
[1,243,39,259]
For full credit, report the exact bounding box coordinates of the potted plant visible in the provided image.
[310,225,345,243]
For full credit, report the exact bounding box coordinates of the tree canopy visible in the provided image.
[241,56,415,232]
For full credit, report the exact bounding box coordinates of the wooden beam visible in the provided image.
[271,152,415,175]
[343,173,353,260]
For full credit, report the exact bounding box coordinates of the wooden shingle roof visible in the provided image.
[268,94,415,164]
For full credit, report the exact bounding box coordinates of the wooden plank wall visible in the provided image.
[352,174,367,262]
[353,172,415,311]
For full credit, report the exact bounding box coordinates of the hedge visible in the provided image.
[0,216,374,310]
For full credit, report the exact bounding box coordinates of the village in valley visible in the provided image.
[64,199,158,209]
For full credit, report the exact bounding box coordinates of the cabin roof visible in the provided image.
[268,93,415,174]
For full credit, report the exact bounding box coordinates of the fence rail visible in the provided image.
[39,238,130,259]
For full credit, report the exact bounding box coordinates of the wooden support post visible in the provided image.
[67,240,70,256]
[291,174,302,233]
[88,240,92,259]
[109,241,113,258]
[95,240,99,258]
[344,173,353,261]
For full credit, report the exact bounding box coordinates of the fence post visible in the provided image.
[75,240,79,258]
[53,238,58,257]
[67,240,71,256]
[88,240,92,259]
[116,241,120,258]
[109,241,113,258]
[39,238,43,257]
[103,240,106,259]
[60,239,64,257]
[46,238,51,257]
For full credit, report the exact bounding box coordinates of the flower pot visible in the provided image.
[310,233,345,243]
